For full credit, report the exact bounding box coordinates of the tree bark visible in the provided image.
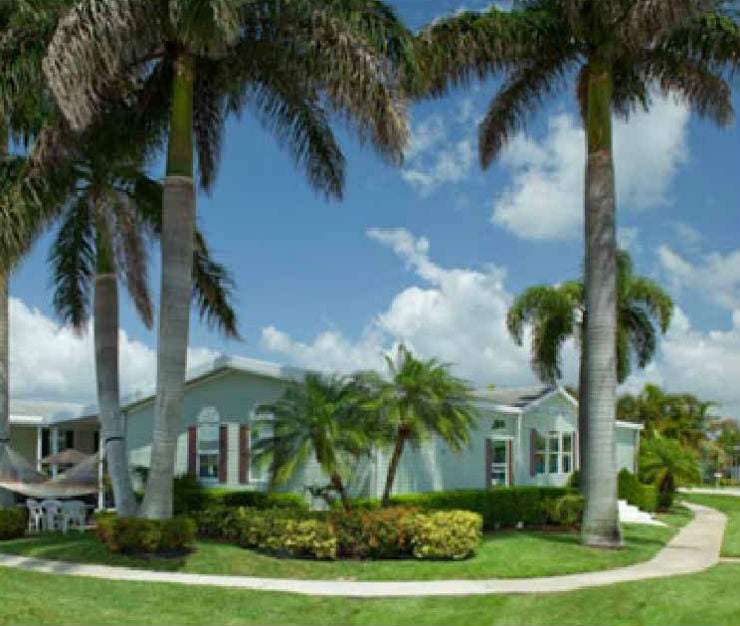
[331,473,350,511]
[578,309,588,497]
[0,126,13,506]
[580,58,622,548]
[141,51,195,520]
[94,257,138,517]
[381,426,407,508]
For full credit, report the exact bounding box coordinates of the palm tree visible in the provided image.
[252,372,379,511]
[639,436,700,510]
[43,0,411,518]
[49,136,238,517]
[364,346,478,508]
[508,251,673,489]
[417,0,737,546]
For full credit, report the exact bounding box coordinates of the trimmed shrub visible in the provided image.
[618,469,658,513]
[173,474,208,515]
[411,511,481,560]
[173,479,308,515]
[332,507,418,559]
[219,491,307,511]
[96,515,195,555]
[566,470,580,489]
[388,487,571,530]
[0,507,26,540]
[543,495,584,528]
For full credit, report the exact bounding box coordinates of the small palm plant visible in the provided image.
[639,437,701,510]
[252,373,378,511]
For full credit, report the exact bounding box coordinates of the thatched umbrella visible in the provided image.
[41,448,89,467]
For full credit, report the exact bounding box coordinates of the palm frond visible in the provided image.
[480,59,572,168]
[625,276,673,332]
[192,229,239,339]
[43,0,164,130]
[620,0,712,43]
[194,58,226,193]
[169,0,240,58]
[661,12,740,73]
[49,196,96,330]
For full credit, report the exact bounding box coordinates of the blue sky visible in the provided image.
[8,1,740,417]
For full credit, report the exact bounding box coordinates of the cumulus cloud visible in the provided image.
[657,246,740,310]
[261,228,579,387]
[620,307,740,418]
[9,298,218,403]
[491,96,690,240]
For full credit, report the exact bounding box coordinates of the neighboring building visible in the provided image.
[7,354,643,497]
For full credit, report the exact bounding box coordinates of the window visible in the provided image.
[197,407,220,481]
[535,431,575,475]
[492,419,507,431]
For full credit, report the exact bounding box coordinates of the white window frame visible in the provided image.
[535,430,576,476]
[249,408,274,484]
[196,407,220,484]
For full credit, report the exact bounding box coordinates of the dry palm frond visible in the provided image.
[619,0,712,43]
[194,59,226,193]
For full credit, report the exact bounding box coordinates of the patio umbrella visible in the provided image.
[41,448,89,466]
[0,449,99,498]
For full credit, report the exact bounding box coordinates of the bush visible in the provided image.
[387,487,571,531]
[194,505,482,561]
[0,508,26,540]
[96,515,195,555]
[543,495,584,528]
[566,470,580,489]
[219,491,307,511]
[173,474,209,515]
[411,511,482,560]
[172,478,308,515]
[618,469,658,513]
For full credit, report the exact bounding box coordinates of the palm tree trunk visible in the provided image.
[141,51,196,520]
[580,58,622,548]
[381,425,408,508]
[0,127,13,506]
[578,309,588,497]
[94,235,138,517]
[330,473,350,511]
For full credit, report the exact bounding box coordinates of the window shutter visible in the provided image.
[485,439,492,488]
[507,439,513,487]
[238,425,250,484]
[530,429,537,477]
[218,424,228,483]
[187,426,197,476]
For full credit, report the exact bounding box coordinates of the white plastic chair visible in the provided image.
[60,500,86,534]
[40,499,62,531]
[26,499,44,534]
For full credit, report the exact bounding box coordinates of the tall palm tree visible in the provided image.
[365,346,478,508]
[252,372,378,511]
[44,0,411,518]
[49,136,238,517]
[417,0,737,546]
[508,251,673,488]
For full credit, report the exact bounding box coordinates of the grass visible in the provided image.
[1,561,739,625]
[681,492,740,557]
[0,508,690,580]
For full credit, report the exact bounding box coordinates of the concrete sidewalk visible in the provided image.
[0,503,725,597]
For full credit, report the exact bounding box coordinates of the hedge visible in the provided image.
[194,506,482,561]
[378,487,572,531]
[95,512,196,555]
[173,474,307,514]
[0,508,26,540]
[618,469,658,513]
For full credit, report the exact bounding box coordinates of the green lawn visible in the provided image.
[0,508,690,580]
[1,561,739,625]
[681,493,740,557]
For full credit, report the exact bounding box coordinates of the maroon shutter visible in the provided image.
[238,425,250,484]
[218,424,228,483]
[187,426,197,476]
[485,439,492,488]
[530,429,537,477]
[507,439,513,487]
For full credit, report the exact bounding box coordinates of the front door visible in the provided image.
[490,439,511,487]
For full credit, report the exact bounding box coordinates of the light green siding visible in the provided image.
[616,426,639,473]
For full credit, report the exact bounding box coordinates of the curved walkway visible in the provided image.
[0,503,725,597]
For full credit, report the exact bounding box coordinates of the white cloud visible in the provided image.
[9,298,218,403]
[621,307,740,418]
[657,246,740,310]
[261,228,579,387]
[617,227,641,254]
[491,96,690,240]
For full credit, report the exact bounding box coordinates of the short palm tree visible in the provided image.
[44,0,411,518]
[252,373,377,511]
[365,346,478,508]
[418,0,737,546]
[49,135,238,517]
[639,436,700,510]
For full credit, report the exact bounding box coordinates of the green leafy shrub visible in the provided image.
[96,515,195,554]
[618,469,658,513]
[173,474,209,514]
[219,491,307,511]
[543,495,584,528]
[0,507,26,540]
[387,487,570,530]
[566,470,580,489]
[411,511,482,560]
[174,481,308,514]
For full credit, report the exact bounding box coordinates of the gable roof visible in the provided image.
[475,386,555,409]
